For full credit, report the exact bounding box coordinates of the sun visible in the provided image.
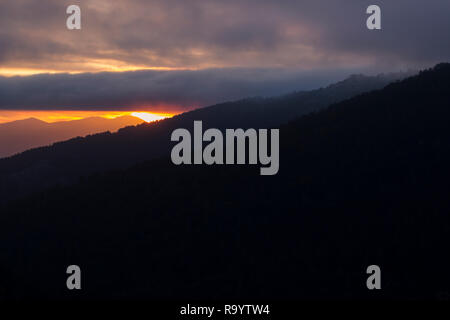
[131,112,169,123]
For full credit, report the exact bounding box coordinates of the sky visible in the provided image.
[0,0,449,118]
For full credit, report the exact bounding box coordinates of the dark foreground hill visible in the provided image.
[0,64,449,300]
[0,72,409,204]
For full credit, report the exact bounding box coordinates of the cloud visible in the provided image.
[0,68,363,111]
[0,0,448,110]
[0,0,449,74]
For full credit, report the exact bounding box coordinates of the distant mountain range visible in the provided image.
[0,71,412,203]
[0,63,449,300]
[0,116,144,158]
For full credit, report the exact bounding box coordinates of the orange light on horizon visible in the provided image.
[0,110,176,124]
[0,65,196,77]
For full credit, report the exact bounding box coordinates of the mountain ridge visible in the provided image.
[0,71,413,203]
[0,115,144,159]
[1,63,449,299]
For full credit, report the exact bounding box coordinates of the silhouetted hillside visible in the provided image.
[0,72,410,203]
[0,116,144,158]
[0,64,449,300]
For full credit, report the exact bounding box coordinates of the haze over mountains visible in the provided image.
[0,63,449,300]
[0,71,412,203]
[0,116,144,158]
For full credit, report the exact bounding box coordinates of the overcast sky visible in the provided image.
[0,0,449,111]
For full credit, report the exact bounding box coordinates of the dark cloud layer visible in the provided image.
[0,68,364,111]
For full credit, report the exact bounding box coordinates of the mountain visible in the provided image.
[0,72,411,204]
[0,115,144,158]
[0,64,449,300]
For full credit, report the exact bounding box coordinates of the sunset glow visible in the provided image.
[131,112,169,122]
[0,65,194,77]
[0,110,175,124]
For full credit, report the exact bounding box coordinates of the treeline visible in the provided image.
[1,65,449,300]
[0,72,409,204]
